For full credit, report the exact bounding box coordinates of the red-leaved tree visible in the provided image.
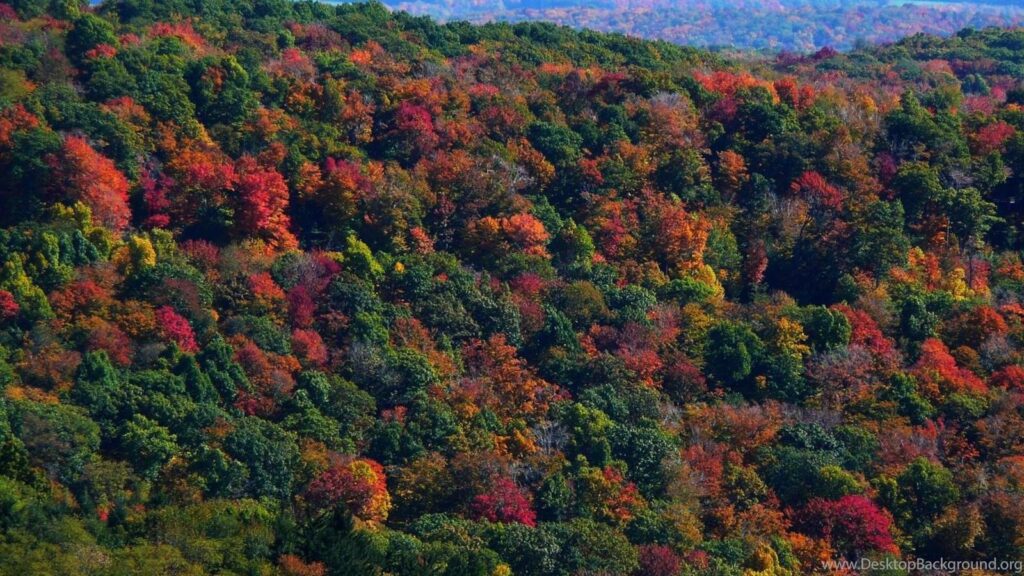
[51,136,131,231]
[306,458,391,522]
[913,337,986,399]
[990,365,1024,391]
[234,156,297,249]
[791,171,843,211]
[468,476,537,527]
[0,290,18,321]
[796,495,898,558]
[636,544,682,576]
[155,306,199,353]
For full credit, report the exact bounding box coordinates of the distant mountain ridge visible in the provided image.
[382,0,1024,51]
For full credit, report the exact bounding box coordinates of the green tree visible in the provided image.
[800,306,851,353]
[224,417,299,499]
[528,121,583,166]
[945,186,998,249]
[881,457,960,536]
[704,322,762,389]
[66,14,117,63]
[187,56,258,126]
[120,415,178,480]
[71,350,124,422]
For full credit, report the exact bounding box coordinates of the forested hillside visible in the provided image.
[3,1,1024,574]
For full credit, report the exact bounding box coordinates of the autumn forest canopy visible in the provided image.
[5,0,1024,575]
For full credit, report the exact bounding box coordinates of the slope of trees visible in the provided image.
[1,1,1024,574]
